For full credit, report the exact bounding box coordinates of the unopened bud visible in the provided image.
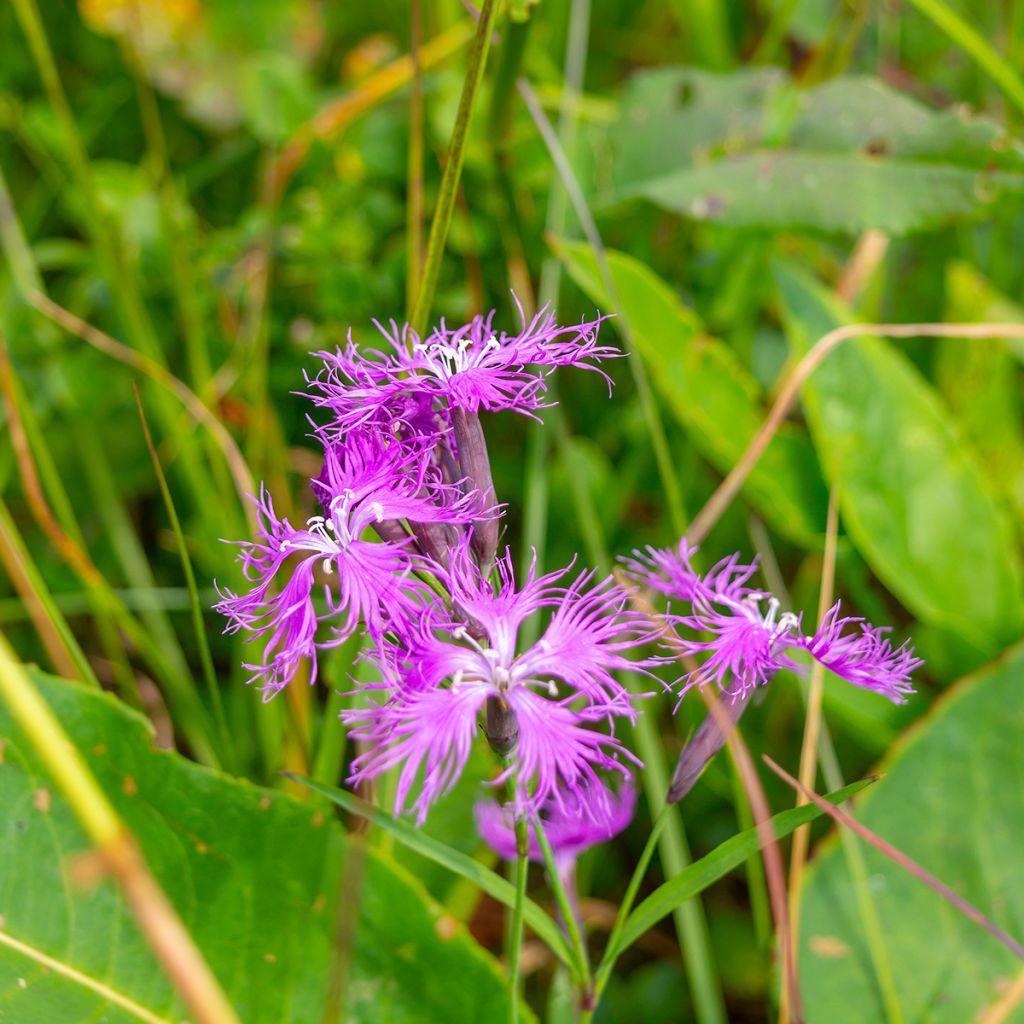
[667,688,753,804]
[451,407,499,567]
[484,695,519,757]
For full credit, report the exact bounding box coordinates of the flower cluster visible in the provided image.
[217,301,646,825]
[216,298,923,850]
[624,537,921,704]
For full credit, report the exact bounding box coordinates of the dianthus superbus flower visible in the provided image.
[214,433,485,699]
[344,544,652,824]
[307,301,616,432]
[475,778,636,872]
[625,538,921,704]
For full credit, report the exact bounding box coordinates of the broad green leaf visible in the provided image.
[0,673,521,1023]
[776,262,1024,656]
[603,68,1024,235]
[635,153,1019,235]
[940,262,1024,521]
[554,238,828,544]
[614,779,871,955]
[799,643,1024,1023]
[294,776,577,974]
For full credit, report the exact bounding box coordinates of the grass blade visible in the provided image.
[614,778,874,956]
[288,773,580,975]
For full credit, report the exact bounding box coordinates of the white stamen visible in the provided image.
[322,558,334,574]
[369,501,385,523]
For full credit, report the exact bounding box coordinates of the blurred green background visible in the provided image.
[1,1,1023,1021]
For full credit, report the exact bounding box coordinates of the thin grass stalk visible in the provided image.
[665,0,733,69]
[410,0,500,338]
[687,321,1024,546]
[533,815,592,996]
[0,498,93,684]
[765,756,1024,961]
[519,0,590,637]
[10,0,217,512]
[1,348,132,690]
[552,432,726,1023]
[504,769,531,1021]
[591,809,668,1000]
[780,488,839,1024]
[905,0,1024,115]
[134,386,235,769]
[517,78,688,536]
[405,0,426,319]
[0,635,241,1024]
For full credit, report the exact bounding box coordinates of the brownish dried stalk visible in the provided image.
[784,489,839,1001]
[621,579,803,1021]
[687,320,1024,546]
[28,290,256,510]
[0,634,241,1024]
[978,967,1024,1024]
[267,21,473,200]
[0,330,111,595]
[764,755,1024,962]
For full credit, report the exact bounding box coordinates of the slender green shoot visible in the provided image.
[410,0,500,338]
[906,0,1024,115]
[134,385,235,769]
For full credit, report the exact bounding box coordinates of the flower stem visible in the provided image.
[504,771,529,1023]
[532,816,593,998]
[410,0,499,338]
[592,808,669,1000]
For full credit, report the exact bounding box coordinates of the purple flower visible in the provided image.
[475,778,636,870]
[307,301,616,432]
[344,544,651,824]
[625,539,921,704]
[214,433,483,700]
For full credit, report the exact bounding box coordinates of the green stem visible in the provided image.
[517,80,689,537]
[628,686,727,1024]
[410,0,500,338]
[666,0,733,69]
[134,388,235,770]
[905,0,1024,115]
[505,770,530,1023]
[532,816,592,995]
[592,808,669,999]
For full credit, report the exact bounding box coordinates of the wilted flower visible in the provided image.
[625,537,921,704]
[475,778,636,872]
[344,543,651,824]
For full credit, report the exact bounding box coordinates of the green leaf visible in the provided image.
[775,262,1024,656]
[615,779,872,954]
[553,238,828,544]
[799,643,1024,1023]
[293,775,577,974]
[0,673,522,1023]
[604,69,1024,235]
[940,262,1024,521]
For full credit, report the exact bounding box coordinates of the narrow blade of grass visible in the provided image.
[614,778,873,955]
[288,773,579,975]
